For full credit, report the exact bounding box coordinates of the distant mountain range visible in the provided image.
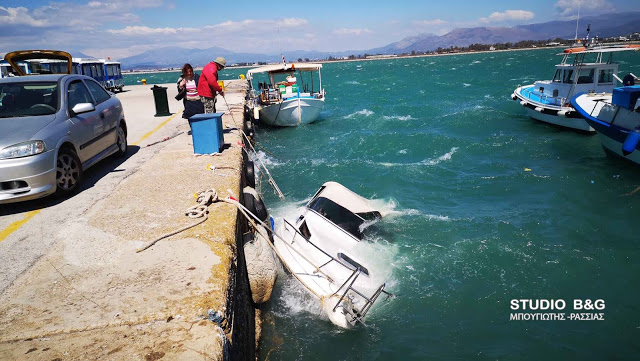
[118,12,639,69]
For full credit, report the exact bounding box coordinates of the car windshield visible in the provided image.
[0,82,59,118]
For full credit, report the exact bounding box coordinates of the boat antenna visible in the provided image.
[278,29,286,67]
[574,0,581,43]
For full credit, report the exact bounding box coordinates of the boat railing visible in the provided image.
[521,86,567,107]
[331,267,387,323]
[283,219,350,271]
[282,218,387,323]
[590,99,621,126]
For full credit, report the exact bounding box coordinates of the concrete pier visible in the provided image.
[0,80,256,360]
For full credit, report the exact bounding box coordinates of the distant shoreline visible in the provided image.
[123,42,638,74]
[122,47,560,75]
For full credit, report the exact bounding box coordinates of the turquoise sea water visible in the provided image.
[129,49,640,360]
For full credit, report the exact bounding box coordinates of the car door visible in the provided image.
[83,79,119,151]
[67,79,105,163]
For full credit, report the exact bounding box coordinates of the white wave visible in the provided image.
[250,150,282,167]
[344,109,374,119]
[383,114,414,121]
[421,147,459,165]
[345,80,360,85]
[463,83,471,87]
[397,149,407,154]
[472,60,481,64]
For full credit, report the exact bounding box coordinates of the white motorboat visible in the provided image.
[246,63,325,127]
[571,83,640,164]
[274,181,389,328]
[511,44,640,132]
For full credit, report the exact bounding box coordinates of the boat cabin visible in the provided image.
[247,63,323,104]
[305,181,381,240]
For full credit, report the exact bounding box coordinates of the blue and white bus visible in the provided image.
[72,58,107,88]
[104,61,124,92]
[0,60,28,78]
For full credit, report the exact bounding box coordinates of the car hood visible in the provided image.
[0,114,57,149]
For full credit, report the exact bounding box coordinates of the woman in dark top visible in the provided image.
[176,63,204,119]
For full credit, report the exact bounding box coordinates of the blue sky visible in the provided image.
[0,0,637,59]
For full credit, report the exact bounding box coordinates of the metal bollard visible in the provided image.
[151,85,171,117]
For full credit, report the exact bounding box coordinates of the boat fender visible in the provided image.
[243,229,278,304]
[245,119,255,138]
[510,93,517,101]
[534,106,543,113]
[244,160,256,188]
[622,129,640,156]
[520,100,528,107]
[243,186,268,222]
[253,107,260,120]
[558,110,569,117]
[623,74,636,87]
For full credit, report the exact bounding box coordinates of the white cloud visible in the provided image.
[108,26,178,36]
[554,0,614,17]
[0,6,48,27]
[333,28,372,35]
[414,19,448,26]
[479,10,535,23]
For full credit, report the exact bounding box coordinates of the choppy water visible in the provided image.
[131,49,640,360]
[247,49,640,360]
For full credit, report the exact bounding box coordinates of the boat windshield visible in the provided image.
[0,82,59,118]
[308,196,369,239]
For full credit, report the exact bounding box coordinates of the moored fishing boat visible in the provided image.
[246,63,325,127]
[511,43,640,132]
[274,181,390,328]
[571,81,640,164]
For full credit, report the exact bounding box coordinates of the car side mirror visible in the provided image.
[71,102,95,115]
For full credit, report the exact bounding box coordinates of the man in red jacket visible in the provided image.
[198,56,226,113]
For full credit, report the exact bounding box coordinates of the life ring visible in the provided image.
[243,186,268,222]
[564,47,586,54]
[244,160,256,188]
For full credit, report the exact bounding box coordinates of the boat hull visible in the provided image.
[571,92,640,165]
[513,86,594,132]
[522,107,594,132]
[259,97,324,127]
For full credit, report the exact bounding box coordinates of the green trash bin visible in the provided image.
[151,85,171,117]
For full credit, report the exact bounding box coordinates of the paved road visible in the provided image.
[0,84,186,294]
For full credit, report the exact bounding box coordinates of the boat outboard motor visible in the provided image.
[622,127,640,156]
[623,74,636,87]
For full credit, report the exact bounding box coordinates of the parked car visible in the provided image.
[0,71,127,204]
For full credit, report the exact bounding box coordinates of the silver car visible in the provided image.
[0,74,127,203]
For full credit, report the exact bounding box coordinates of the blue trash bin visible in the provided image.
[188,113,225,154]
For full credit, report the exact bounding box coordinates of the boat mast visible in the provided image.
[574,0,581,43]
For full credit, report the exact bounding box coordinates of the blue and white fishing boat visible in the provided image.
[511,44,640,132]
[246,63,325,127]
[571,80,640,164]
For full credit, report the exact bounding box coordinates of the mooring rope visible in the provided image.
[221,94,285,199]
[136,189,218,253]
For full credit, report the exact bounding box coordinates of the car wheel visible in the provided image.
[56,148,82,195]
[115,124,127,157]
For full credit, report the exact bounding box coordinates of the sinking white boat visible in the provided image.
[246,63,325,126]
[274,181,389,328]
[571,83,640,164]
[511,43,640,132]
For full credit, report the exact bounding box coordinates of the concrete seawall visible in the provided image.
[0,80,258,360]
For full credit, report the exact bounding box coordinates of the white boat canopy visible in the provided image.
[246,63,322,80]
[312,181,381,216]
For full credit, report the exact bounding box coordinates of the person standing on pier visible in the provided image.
[176,63,204,119]
[198,56,225,113]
